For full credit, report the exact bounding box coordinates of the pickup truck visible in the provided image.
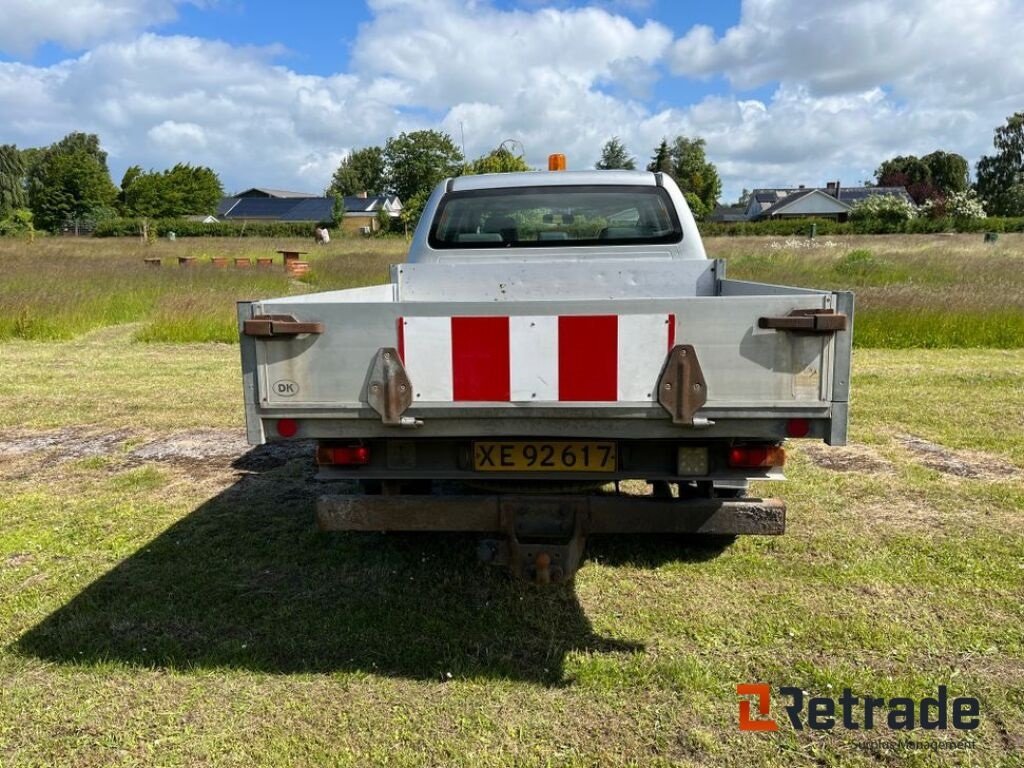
[238,162,853,582]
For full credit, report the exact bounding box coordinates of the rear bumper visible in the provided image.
[317,494,786,536]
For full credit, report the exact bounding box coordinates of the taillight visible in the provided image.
[316,444,370,466]
[276,418,298,438]
[786,418,811,438]
[728,444,786,468]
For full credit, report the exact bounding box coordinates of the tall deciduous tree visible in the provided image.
[121,163,223,218]
[665,136,721,220]
[976,112,1024,216]
[921,151,969,195]
[330,146,386,197]
[469,146,531,174]
[384,130,464,204]
[876,151,968,204]
[595,137,636,170]
[30,138,119,232]
[0,144,26,217]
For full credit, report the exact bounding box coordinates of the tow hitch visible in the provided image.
[316,493,785,582]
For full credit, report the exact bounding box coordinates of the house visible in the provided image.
[710,182,912,222]
[216,190,403,233]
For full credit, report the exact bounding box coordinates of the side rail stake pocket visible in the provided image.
[758,308,848,334]
[242,314,324,338]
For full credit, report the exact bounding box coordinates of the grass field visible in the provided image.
[0,329,1021,766]
[1,232,1022,347]
[1,232,1022,765]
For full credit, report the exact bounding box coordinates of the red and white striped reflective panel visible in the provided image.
[397,314,676,402]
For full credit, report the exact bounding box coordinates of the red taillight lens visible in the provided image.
[728,444,786,468]
[786,418,811,438]
[276,418,298,438]
[316,444,370,466]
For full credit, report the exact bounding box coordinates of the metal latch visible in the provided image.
[657,344,708,426]
[758,308,848,334]
[366,348,414,425]
[242,314,324,338]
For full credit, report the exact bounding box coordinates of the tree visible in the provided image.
[119,165,143,206]
[121,170,165,219]
[876,152,968,204]
[646,139,672,174]
[0,144,26,218]
[469,146,531,174]
[921,151,969,195]
[383,130,463,204]
[330,146,385,197]
[666,136,721,219]
[595,137,636,170]
[331,193,345,227]
[121,163,223,218]
[30,149,118,231]
[27,133,118,231]
[976,112,1024,216]
[162,163,223,215]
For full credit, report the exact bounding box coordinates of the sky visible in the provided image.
[0,0,1021,201]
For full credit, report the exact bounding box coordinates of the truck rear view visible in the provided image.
[238,166,853,582]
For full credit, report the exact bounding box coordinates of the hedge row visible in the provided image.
[698,216,1024,237]
[93,218,324,238]
[90,214,1024,239]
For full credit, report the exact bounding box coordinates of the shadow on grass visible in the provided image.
[17,447,729,684]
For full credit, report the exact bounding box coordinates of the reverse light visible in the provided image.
[677,446,709,476]
[276,418,298,438]
[548,153,567,171]
[728,444,786,469]
[316,444,370,466]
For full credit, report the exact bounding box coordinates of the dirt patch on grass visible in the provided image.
[0,428,135,459]
[128,430,313,475]
[853,497,946,531]
[0,427,312,476]
[897,434,1021,479]
[799,443,893,473]
[130,429,251,461]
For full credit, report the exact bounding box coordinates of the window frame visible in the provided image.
[427,184,684,249]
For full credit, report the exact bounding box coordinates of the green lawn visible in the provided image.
[1,331,1021,766]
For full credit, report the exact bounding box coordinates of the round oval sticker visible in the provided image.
[273,380,299,397]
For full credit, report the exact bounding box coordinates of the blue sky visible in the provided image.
[0,0,1019,199]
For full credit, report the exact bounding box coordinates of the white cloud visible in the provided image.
[0,0,198,56]
[0,34,401,192]
[353,0,672,109]
[0,0,1021,201]
[669,0,1024,109]
[664,0,1024,197]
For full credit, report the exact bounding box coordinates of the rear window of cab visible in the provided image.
[429,185,683,248]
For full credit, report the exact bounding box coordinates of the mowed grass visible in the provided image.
[0,231,1022,348]
[0,331,1022,766]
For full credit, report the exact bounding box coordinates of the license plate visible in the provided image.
[473,441,617,472]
